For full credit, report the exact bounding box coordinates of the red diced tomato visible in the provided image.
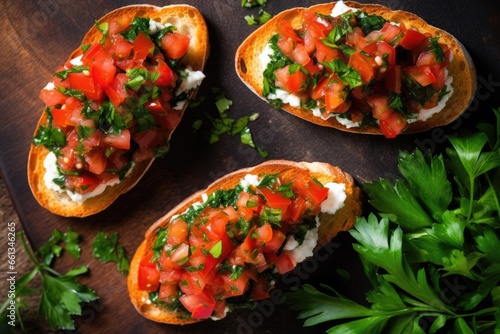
[305,179,329,207]
[158,283,178,303]
[315,40,345,63]
[51,108,72,128]
[108,16,133,35]
[367,93,393,121]
[399,29,427,50]
[292,43,311,65]
[40,89,67,107]
[274,65,307,94]
[254,223,273,245]
[85,148,107,175]
[155,59,177,87]
[91,48,116,88]
[287,197,307,223]
[278,20,302,42]
[405,65,436,86]
[277,36,295,58]
[380,22,402,45]
[379,112,407,138]
[138,264,160,292]
[275,252,295,274]
[179,292,215,319]
[103,129,131,150]
[104,73,128,107]
[81,43,102,65]
[258,186,291,213]
[264,229,286,252]
[346,27,366,50]
[220,272,250,298]
[133,31,155,61]
[348,51,377,84]
[160,32,190,59]
[168,219,189,245]
[68,72,103,101]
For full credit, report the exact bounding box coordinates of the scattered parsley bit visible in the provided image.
[245,9,273,26]
[91,232,130,275]
[209,240,223,258]
[192,88,268,158]
[0,232,97,331]
[241,0,267,8]
[33,108,66,151]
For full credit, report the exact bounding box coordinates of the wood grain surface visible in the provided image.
[1,0,500,333]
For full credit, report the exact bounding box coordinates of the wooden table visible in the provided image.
[1,0,500,333]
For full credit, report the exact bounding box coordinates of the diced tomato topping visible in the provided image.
[278,20,302,42]
[399,29,427,50]
[379,112,407,138]
[160,32,190,59]
[39,89,67,107]
[275,252,295,274]
[133,31,155,61]
[104,73,128,107]
[85,148,107,175]
[179,292,215,319]
[274,65,307,94]
[405,65,436,87]
[348,51,377,84]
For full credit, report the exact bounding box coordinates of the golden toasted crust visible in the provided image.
[235,1,476,135]
[128,159,362,325]
[27,5,209,217]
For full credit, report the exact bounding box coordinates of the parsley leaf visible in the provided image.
[91,232,130,275]
[0,232,97,331]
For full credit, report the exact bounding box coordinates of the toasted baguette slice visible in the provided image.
[27,5,209,217]
[128,159,362,325]
[235,1,476,135]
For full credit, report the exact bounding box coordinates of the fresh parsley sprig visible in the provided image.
[287,109,500,333]
[91,232,130,275]
[0,230,97,332]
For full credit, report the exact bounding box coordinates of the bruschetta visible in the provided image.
[235,1,476,138]
[27,4,209,217]
[128,160,362,324]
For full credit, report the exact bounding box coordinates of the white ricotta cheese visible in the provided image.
[240,174,260,191]
[43,151,131,204]
[149,20,165,34]
[175,67,205,96]
[43,81,55,91]
[331,0,360,17]
[259,43,273,70]
[283,217,320,264]
[69,55,83,66]
[321,182,346,215]
[335,115,361,128]
[267,89,301,108]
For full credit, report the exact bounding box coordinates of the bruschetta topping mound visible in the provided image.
[34,16,204,202]
[137,171,346,320]
[260,1,453,138]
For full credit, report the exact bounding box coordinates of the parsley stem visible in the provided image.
[19,232,43,273]
[466,175,476,222]
[0,269,36,315]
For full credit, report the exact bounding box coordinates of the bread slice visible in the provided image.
[235,1,476,135]
[27,5,209,217]
[128,159,362,324]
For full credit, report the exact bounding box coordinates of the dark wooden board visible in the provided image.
[1,0,500,333]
